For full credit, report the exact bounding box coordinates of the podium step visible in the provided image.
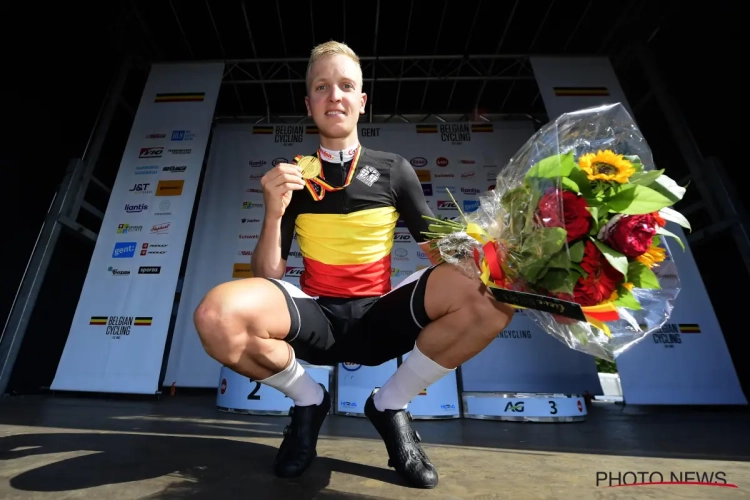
[461,392,587,422]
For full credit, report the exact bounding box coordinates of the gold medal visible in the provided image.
[296,156,321,179]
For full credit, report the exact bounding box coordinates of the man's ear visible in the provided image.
[359,93,367,115]
[304,96,312,117]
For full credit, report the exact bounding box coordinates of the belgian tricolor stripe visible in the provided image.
[134,317,153,326]
[306,126,319,134]
[90,316,108,325]
[553,86,609,97]
[253,126,274,134]
[419,389,427,396]
[295,207,399,297]
[154,92,205,103]
[471,124,493,133]
[679,324,701,333]
[416,125,438,133]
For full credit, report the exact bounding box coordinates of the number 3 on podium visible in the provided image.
[548,401,557,414]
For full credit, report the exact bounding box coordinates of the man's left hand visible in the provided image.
[419,241,443,266]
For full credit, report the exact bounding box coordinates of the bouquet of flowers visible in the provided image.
[423,103,689,361]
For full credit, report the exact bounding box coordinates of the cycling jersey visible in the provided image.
[280,145,434,298]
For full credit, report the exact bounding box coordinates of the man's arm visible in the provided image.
[250,206,295,279]
[391,157,442,265]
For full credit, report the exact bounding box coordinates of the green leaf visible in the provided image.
[517,227,568,282]
[547,249,572,270]
[623,155,644,173]
[652,235,661,246]
[561,177,580,193]
[569,240,585,263]
[570,262,588,279]
[629,169,664,187]
[585,205,599,221]
[657,226,685,251]
[568,166,592,196]
[538,268,579,295]
[650,174,686,203]
[658,206,691,231]
[604,184,676,215]
[525,152,577,181]
[627,261,661,290]
[592,238,629,277]
[613,285,642,310]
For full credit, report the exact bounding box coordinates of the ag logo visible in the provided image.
[504,401,524,412]
[341,362,361,371]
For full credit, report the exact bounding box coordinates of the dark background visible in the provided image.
[1,1,745,397]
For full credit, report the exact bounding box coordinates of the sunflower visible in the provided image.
[578,150,635,183]
[636,245,666,268]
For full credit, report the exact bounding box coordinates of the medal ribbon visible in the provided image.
[293,146,362,201]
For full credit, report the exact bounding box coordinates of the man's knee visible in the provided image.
[193,283,244,359]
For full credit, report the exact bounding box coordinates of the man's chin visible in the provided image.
[315,122,357,139]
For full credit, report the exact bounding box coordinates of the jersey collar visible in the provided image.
[319,143,360,163]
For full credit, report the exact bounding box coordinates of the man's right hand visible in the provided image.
[260,163,306,219]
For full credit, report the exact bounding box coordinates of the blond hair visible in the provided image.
[306,41,363,93]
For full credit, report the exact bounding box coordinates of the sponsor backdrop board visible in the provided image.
[51,62,224,394]
[166,119,603,398]
[531,56,746,404]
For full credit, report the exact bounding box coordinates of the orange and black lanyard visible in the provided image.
[293,146,361,201]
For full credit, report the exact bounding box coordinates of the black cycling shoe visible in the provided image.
[273,384,330,478]
[364,391,438,489]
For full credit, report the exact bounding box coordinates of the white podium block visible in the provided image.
[462,392,587,422]
[401,352,461,419]
[216,364,334,415]
[335,360,398,416]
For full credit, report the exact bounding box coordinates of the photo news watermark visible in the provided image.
[596,471,738,488]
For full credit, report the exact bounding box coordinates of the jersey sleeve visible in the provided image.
[391,156,435,243]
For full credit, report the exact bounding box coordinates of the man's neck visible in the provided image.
[319,140,360,163]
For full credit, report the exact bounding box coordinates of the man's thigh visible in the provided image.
[334,265,439,366]
[264,278,336,365]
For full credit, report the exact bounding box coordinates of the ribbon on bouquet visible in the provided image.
[464,222,619,336]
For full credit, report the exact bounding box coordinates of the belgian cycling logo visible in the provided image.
[355,165,380,187]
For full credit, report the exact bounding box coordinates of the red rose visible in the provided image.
[601,213,659,258]
[537,188,593,243]
[572,241,623,306]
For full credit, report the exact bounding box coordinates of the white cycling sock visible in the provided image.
[258,350,324,407]
[373,343,454,411]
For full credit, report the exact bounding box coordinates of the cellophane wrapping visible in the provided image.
[424,103,690,361]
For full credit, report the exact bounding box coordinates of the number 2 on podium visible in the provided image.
[247,378,261,400]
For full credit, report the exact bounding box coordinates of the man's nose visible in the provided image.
[328,86,342,101]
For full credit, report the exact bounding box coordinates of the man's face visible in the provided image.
[305,54,367,141]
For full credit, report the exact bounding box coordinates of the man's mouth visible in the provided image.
[326,110,345,116]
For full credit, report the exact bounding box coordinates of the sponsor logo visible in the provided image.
[239,234,260,239]
[242,201,263,209]
[422,184,433,196]
[440,123,471,144]
[355,165,380,187]
[463,200,480,212]
[437,200,457,211]
[135,165,159,175]
[433,173,454,178]
[171,129,195,141]
[414,169,431,182]
[436,185,457,194]
[89,315,152,338]
[117,224,142,234]
[140,242,168,256]
[459,159,475,164]
[272,157,288,166]
[150,222,170,234]
[155,180,184,196]
[249,173,263,180]
[461,187,480,195]
[461,172,475,178]
[246,188,263,193]
[436,157,449,167]
[112,242,137,258]
[168,148,191,155]
[393,232,412,242]
[162,166,187,173]
[396,219,407,228]
[288,251,303,258]
[129,182,153,194]
[417,251,428,260]
[410,157,428,167]
[237,250,253,256]
[360,127,380,137]
[107,266,130,276]
[124,203,148,213]
[139,147,163,158]
[154,199,172,216]
[241,218,260,223]
[145,133,165,139]
[138,266,161,274]
[285,267,304,278]
[341,362,362,371]
[393,247,408,261]
[232,263,253,279]
[249,160,267,168]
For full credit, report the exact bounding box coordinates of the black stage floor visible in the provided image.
[0,394,748,499]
